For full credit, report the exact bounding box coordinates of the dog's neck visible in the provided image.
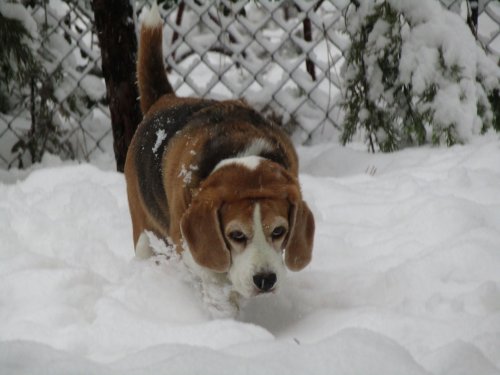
[211,138,273,174]
[212,155,265,174]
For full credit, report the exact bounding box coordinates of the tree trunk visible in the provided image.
[299,1,325,82]
[170,1,185,62]
[303,17,316,81]
[91,0,142,172]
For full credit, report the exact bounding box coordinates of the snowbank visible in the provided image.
[1,135,500,373]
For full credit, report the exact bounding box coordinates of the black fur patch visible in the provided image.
[194,106,291,179]
[197,134,241,180]
[134,100,214,228]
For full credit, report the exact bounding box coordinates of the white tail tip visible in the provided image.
[143,2,162,28]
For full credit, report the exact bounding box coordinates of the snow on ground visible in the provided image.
[1,134,500,374]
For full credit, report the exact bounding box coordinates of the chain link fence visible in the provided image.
[1,0,499,169]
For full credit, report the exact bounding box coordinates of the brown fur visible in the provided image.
[136,20,174,113]
[124,9,314,273]
[180,161,314,272]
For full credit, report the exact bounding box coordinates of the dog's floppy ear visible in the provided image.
[180,198,230,273]
[284,198,315,271]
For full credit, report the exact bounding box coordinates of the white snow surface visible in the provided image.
[0,2,38,38]
[1,135,500,374]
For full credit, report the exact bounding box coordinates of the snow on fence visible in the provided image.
[0,0,499,169]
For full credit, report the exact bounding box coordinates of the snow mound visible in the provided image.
[1,135,500,373]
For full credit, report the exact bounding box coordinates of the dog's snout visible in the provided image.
[253,272,277,292]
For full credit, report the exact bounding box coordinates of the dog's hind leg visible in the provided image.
[135,231,154,259]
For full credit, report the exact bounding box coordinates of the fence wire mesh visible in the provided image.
[0,0,499,169]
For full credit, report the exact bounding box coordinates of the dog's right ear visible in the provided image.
[284,200,314,271]
[180,199,230,273]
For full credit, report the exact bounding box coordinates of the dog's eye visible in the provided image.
[228,230,247,243]
[271,226,287,239]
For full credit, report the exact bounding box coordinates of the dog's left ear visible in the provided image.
[180,198,230,273]
[284,199,315,271]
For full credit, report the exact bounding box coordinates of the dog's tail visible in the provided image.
[137,2,174,115]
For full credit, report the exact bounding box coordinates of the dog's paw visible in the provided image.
[202,283,241,319]
[206,300,239,319]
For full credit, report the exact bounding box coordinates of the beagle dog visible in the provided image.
[124,4,314,317]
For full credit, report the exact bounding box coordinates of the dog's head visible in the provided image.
[180,157,314,297]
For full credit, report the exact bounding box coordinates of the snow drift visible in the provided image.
[1,134,500,374]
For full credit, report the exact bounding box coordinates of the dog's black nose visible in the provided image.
[253,272,277,292]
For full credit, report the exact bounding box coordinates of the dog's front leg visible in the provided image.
[181,248,241,318]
